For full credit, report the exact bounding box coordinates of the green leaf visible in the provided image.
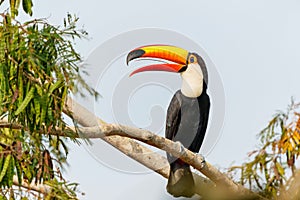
[23,165,32,183]
[40,95,48,124]
[9,0,21,18]
[0,155,4,171]
[7,154,14,187]
[22,0,33,16]
[15,86,35,115]
[9,0,16,18]
[0,154,11,182]
[35,84,43,96]
[276,162,285,176]
[15,157,22,184]
[0,195,7,200]
[48,80,63,95]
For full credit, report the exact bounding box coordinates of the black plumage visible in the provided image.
[166,85,210,197]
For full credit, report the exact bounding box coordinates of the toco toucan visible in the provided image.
[127,45,210,198]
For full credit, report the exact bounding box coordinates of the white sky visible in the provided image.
[2,0,300,199]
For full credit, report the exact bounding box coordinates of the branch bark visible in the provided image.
[64,98,266,199]
[12,175,50,194]
[64,98,217,198]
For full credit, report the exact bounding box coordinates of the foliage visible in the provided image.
[40,179,80,200]
[0,0,33,18]
[0,12,97,199]
[229,100,300,198]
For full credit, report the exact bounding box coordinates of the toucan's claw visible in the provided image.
[174,141,186,154]
[195,153,206,169]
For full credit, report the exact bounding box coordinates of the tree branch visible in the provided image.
[12,176,50,194]
[64,98,217,198]
[64,98,266,199]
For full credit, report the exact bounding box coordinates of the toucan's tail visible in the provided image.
[166,160,195,198]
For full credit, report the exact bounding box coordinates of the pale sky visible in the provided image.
[3,0,300,199]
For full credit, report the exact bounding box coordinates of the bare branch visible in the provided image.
[64,98,266,199]
[0,119,22,129]
[12,176,50,194]
[64,98,218,198]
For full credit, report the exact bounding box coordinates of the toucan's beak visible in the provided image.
[126,45,189,76]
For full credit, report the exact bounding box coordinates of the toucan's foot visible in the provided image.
[195,153,206,168]
[174,141,186,153]
[196,153,205,160]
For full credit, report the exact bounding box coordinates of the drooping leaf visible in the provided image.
[22,0,33,16]
[14,86,35,115]
[0,154,11,182]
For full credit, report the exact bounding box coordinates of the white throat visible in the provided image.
[180,63,204,98]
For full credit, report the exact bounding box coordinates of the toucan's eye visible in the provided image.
[189,55,197,64]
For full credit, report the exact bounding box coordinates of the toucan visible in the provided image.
[127,45,210,198]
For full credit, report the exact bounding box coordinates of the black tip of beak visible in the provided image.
[126,49,145,65]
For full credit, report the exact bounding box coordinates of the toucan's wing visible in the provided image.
[165,92,181,140]
[189,94,210,152]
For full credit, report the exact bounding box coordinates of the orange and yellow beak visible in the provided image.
[126,45,189,76]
